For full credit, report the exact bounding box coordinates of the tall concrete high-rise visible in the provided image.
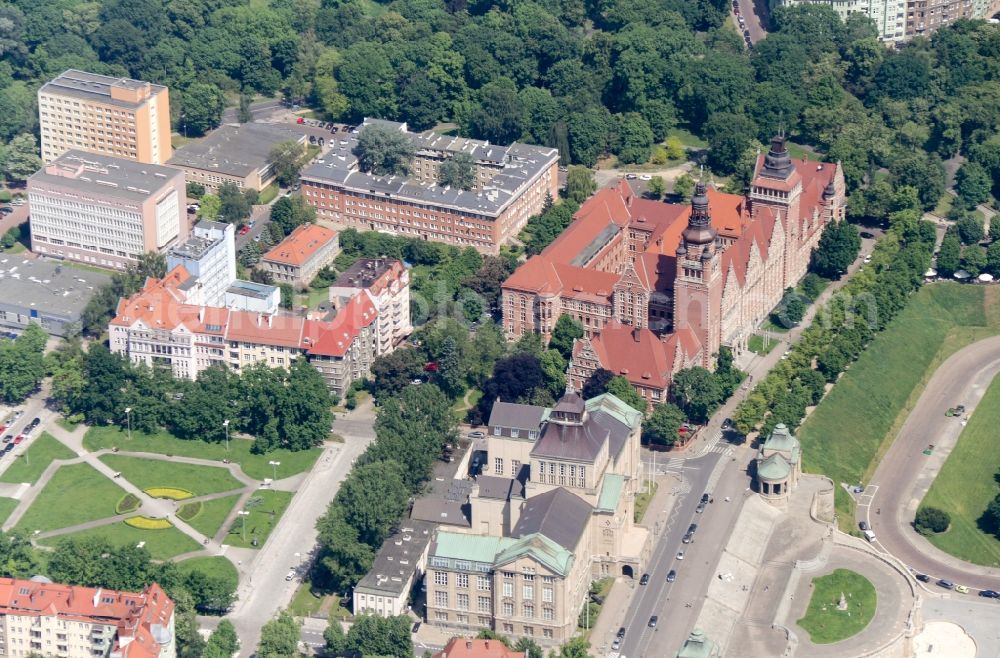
[38,69,172,165]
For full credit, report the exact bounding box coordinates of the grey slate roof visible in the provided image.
[475,475,526,501]
[30,150,181,203]
[354,521,433,596]
[410,497,471,528]
[299,119,558,219]
[168,123,305,178]
[488,401,548,433]
[530,421,608,462]
[512,488,592,551]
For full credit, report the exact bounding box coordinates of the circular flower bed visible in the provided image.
[116,494,141,514]
[144,487,194,500]
[124,516,172,530]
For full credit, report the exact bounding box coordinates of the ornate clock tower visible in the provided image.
[673,181,722,368]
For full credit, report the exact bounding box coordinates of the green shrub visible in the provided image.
[0,191,11,203]
[116,494,141,514]
[915,506,950,535]
[177,501,203,521]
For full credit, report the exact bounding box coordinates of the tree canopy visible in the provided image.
[353,125,415,176]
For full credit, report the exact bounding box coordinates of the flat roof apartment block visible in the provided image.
[261,224,339,287]
[300,118,560,254]
[38,69,172,165]
[28,151,188,270]
[167,123,307,192]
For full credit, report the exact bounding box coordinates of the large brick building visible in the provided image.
[503,136,846,406]
[299,119,559,255]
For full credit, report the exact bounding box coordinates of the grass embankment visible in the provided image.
[0,433,76,484]
[15,463,126,533]
[98,455,244,496]
[748,334,778,355]
[798,283,996,531]
[0,498,18,525]
[921,375,1000,566]
[176,556,239,585]
[797,569,876,644]
[84,426,321,480]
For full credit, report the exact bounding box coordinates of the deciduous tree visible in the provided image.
[438,152,476,190]
[353,125,414,176]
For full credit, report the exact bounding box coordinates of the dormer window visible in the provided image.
[511,429,519,438]
[492,426,500,436]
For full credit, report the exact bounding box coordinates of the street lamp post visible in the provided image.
[268,460,281,480]
[124,407,132,442]
[223,419,230,454]
[238,510,250,543]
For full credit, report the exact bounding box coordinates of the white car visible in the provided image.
[639,174,653,181]
[285,570,296,582]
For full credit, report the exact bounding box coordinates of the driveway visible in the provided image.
[865,335,1000,589]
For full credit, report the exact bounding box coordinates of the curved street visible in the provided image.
[865,335,1000,589]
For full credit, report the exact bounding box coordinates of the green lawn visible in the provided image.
[15,463,129,533]
[223,489,293,549]
[185,494,242,539]
[933,193,954,217]
[176,556,239,587]
[40,521,201,561]
[760,318,791,334]
[664,127,707,149]
[748,334,778,355]
[84,426,321,480]
[257,184,278,205]
[0,497,18,525]
[799,283,995,529]
[56,418,79,432]
[0,433,76,484]
[634,481,658,523]
[921,375,1000,566]
[98,455,244,496]
[297,286,329,310]
[289,584,326,616]
[797,569,876,644]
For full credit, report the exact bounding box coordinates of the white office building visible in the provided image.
[167,221,236,307]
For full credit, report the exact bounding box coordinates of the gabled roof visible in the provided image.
[583,322,673,389]
[511,487,592,552]
[488,401,547,433]
[435,638,525,658]
[494,533,575,577]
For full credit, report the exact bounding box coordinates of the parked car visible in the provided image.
[955,585,970,594]
[676,549,685,560]
[915,574,930,583]
[468,431,485,438]
[696,501,707,514]
[937,579,955,589]
[239,225,251,235]
[682,533,694,544]
[13,436,23,445]
[616,627,625,639]
[666,569,677,583]
[979,589,1000,598]
[611,639,621,651]
[2,435,11,444]
[859,231,876,239]
[640,573,650,585]
[285,570,296,581]
[0,207,13,216]
[648,615,658,628]
[859,521,869,531]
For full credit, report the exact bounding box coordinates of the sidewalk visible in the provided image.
[677,237,877,459]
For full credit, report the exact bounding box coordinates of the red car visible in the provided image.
[0,424,5,433]
[239,225,251,235]
[13,435,23,445]
[296,117,305,124]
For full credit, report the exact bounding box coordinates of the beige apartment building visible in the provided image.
[28,151,187,270]
[421,391,649,647]
[329,258,412,354]
[0,578,175,658]
[38,70,171,165]
[260,224,340,287]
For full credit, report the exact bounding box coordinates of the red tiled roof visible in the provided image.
[0,579,174,658]
[307,290,378,357]
[111,269,377,356]
[542,181,634,264]
[502,256,619,301]
[585,322,675,389]
[263,224,337,266]
[434,638,525,658]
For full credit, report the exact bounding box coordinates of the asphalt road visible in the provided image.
[229,406,376,657]
[866,335,1000,590]
[616,447,726,656]
[221,99,285,124]
[734,0,769,43]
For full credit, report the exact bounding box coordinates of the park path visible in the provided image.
[5,421,265,564]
